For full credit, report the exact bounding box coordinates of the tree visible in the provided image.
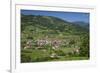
[79,34,89,57]
[69,39,76,47]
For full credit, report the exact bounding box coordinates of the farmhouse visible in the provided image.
[51,40,61,49]
[24,40,33,49]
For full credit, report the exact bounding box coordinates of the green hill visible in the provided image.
[21,14,88,34]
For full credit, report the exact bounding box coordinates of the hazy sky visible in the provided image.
[21,9,89,23]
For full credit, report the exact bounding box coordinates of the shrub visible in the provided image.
[55,50,66,56]
[79,35,89,57]
[21,53,31,62]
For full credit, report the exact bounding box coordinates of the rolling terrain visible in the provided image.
[21,14,89,63]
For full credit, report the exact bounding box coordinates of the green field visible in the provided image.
[21,49,89,63]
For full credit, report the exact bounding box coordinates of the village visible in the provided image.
[23,37,80,59]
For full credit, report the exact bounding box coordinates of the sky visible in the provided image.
[21,9,90,23]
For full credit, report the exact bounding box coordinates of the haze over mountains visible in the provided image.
[72,21,89,29]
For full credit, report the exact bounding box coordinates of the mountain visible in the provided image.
[21,14,88,35]
[72,21,89,30]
